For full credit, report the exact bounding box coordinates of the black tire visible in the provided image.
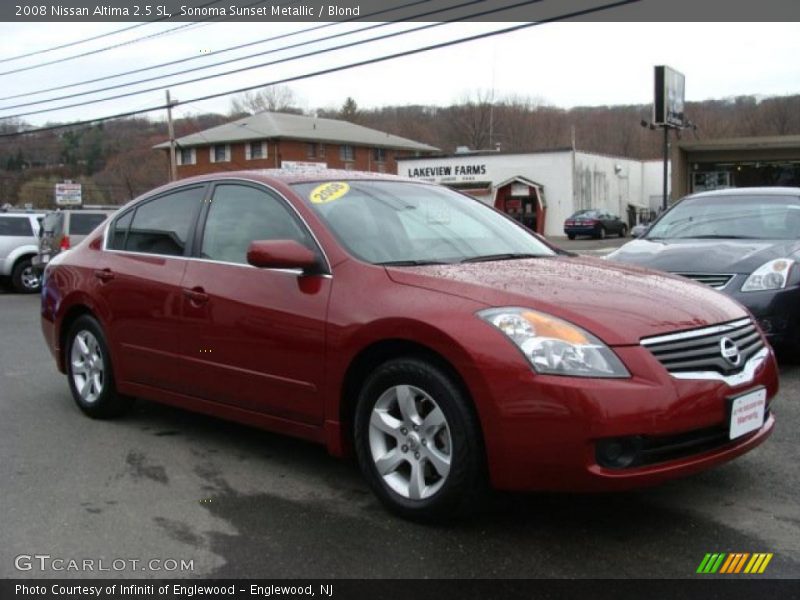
[65,315,134,419]
[567,234,576,240]
[619,225,628,238]
[354,357,485,521]
[11,257,40,294]
[596,226,606,240]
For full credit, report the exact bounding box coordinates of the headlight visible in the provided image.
[741,259,794,292]
[478,308,630,378]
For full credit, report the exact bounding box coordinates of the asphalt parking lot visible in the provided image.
[1,287,798,580]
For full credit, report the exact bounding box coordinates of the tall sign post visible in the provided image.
[652,66,686,211]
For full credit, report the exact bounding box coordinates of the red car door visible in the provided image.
[178,182,330,425]
[95,185,206,392]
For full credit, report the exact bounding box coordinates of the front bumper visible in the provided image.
[477,341,779,492]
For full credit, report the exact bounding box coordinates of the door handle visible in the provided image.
[93,269,115,282]
[182,287,209,305]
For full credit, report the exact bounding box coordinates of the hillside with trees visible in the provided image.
[2,86,799,208]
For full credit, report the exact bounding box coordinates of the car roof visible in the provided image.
[686,186,800,200]
[175,168,418,187]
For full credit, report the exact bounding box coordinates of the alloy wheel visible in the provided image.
[368,384,452,500]
[21,266,40,291]
[70,330,105,404]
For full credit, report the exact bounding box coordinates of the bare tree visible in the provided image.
[446,89,497,151]
[229,85,303,115]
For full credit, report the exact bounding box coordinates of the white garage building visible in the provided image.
[397,149,667,237]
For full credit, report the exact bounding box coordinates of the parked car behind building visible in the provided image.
[608,187,800,355]
[0,210,45,293]
[33,208,116,276]
[564,209,628,239]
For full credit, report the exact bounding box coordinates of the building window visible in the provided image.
[210,144,230,163]
[339,145,355,162]
[307,143,318,159]
[246,141,268,160]
[373,147,387,162]
[319,144,326,158]
[177,147,196,166]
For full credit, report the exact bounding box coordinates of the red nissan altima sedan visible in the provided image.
[40,170,778,520]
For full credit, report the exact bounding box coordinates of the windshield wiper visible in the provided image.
[376,260,452,266]
[460,253,543,263]
[673,235,760,239]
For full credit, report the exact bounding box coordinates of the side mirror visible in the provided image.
[246,240,320,273]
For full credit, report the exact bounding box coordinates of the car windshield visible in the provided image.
[646,194,800,240]
[292,180,555,265]
[70,212,109,235]
[41,212,63,234]
[570,210,598,219]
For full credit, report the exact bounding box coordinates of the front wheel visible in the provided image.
[66,315,134,419]
[354,358,485,521]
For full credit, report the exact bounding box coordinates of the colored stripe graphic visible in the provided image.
[699,553,773,574]
[719,554,736,573]
[697,553,727,573]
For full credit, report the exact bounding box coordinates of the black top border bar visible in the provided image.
[4,0,800,22]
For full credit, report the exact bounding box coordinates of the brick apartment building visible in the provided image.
[155,111,439,178]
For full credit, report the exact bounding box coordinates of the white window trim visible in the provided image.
[210,144,231,163]
[340,144,355,162]
[176,147,196,166]
[245,141,268,161]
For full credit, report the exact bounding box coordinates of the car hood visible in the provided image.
[607,238,800,273]
[385,256,748,346]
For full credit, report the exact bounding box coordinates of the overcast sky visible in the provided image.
[0,20,798,127]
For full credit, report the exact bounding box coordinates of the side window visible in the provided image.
[124,187,204,256]
[0,216,33,236]
[108,210,133,250]
[200,184,310,265]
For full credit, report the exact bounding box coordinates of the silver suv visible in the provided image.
[0,211,45,293]
[33,208,115,277]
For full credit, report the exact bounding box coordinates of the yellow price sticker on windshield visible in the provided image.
[310,182,350,204]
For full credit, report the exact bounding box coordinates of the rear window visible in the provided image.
[69,212,109,235]
[42,212,63,234]
[0,216,33,237]
[570,210,598,219]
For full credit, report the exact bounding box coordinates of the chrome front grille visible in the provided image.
[641,318,765,375]
[672,272,734,290]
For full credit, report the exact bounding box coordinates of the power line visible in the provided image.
[0,0,455,112]
[0,0,642,140]
[0,0,539,118]
[0,23,154,64]
[0,0,230,78]
[0,0,432,103]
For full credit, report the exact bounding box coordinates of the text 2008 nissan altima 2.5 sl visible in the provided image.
[40,170,778,520]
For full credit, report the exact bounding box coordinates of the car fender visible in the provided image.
[52,283,116,376]
[2,243,38,275]
[322,314,503,458]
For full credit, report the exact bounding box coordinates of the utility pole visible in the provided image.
[166,90,177,182]
[662,125,669,212]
